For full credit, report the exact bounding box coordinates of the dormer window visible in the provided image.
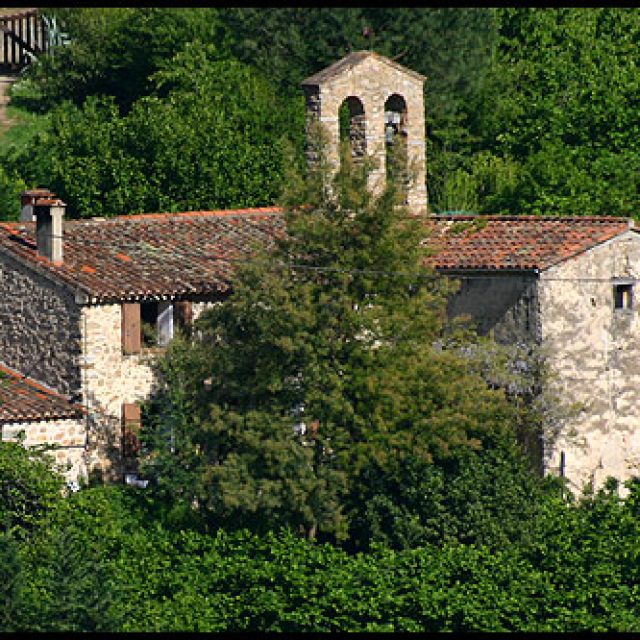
[613,281,634,310]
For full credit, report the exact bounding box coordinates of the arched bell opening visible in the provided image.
[384,93,409,202]
[338,96,366,163]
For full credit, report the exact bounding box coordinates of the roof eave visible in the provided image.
[435,267,540,277]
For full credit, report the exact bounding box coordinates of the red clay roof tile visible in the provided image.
[0,207,286,302]
[423,216,632,272]
[0,209,633,299]
[0,362,83,423]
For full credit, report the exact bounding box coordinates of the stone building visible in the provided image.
[0,191,284,482]
[425,215,640,491]
[2,51,640,493]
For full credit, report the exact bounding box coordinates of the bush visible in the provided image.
[0,440,65,535]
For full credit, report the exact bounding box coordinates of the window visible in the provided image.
[141,301,173,347]
[614,283,633,310]
[122,300,193,353]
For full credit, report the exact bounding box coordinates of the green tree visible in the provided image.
[141,139,517,542]
[9,46,303,218]
[348,437,561,551]
[28,8,229,111]
[0,439,65,535]
[467,8,640,216]
[0,532,23,631]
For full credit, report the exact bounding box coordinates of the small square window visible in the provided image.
[614,284,633,310]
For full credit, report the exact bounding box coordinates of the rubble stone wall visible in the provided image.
[0,252,81,396]
[80,303,156,479]
[2,418,87,483]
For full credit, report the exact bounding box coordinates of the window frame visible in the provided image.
[613,279,634,311]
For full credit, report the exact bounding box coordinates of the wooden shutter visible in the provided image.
[174,300,193,336]
[122,403,142,458]
[122,302,141,354]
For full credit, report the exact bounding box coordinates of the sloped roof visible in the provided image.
[0,207,285,303]
[0,362,82,424]
[423,215,634,272]
[302,50,426,86]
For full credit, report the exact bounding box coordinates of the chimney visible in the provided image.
[20,188,55,222]
[34,196,66,264]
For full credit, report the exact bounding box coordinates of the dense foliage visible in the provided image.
[0,438,64,535]
[4,45,301,218]
[139,147,519,542]
[5,467,640,632]
[4,8,640,219]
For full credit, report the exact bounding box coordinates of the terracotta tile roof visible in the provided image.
[0,363,82,424]
[0,207,285,303]
[423,216,633,272]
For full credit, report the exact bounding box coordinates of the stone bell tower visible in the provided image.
[302,51,427,213]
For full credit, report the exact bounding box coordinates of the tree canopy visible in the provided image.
[4,8,639,218]
[139,141,521,542]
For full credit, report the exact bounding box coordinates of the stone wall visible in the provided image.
[304,54,427,213]
[80,303,157,479]
[0,252,81,396]
[2,418,87,483]
[446,274,540,344]
[539,231,640,492]
[79,299,219,479]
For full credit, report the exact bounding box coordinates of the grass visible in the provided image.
[0,77,51,221]
[0,77,51,153]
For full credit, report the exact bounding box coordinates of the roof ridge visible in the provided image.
[0,206,286,228]
[431,214,630,223]
[80,206,285,224]
[302,50,426,85]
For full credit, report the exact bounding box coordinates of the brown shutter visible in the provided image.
[122,302,141,354]
[174,300,193,336]
[122,403,142,458]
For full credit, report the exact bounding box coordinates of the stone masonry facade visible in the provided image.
[539,231,640,491]
[80,303,157,480]
[0,264,219,483]
[80,299,217,480]
[447,231,640,492]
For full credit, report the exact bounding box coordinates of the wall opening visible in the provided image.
[338,96,366,163]
[384,93,409,203]
[614,283,633,310]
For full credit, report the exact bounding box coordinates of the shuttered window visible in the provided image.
[122,303,141,354]
[123,300,193,352]
[122,402,142,458]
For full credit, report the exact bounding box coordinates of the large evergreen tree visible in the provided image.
[141,142,517,541]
